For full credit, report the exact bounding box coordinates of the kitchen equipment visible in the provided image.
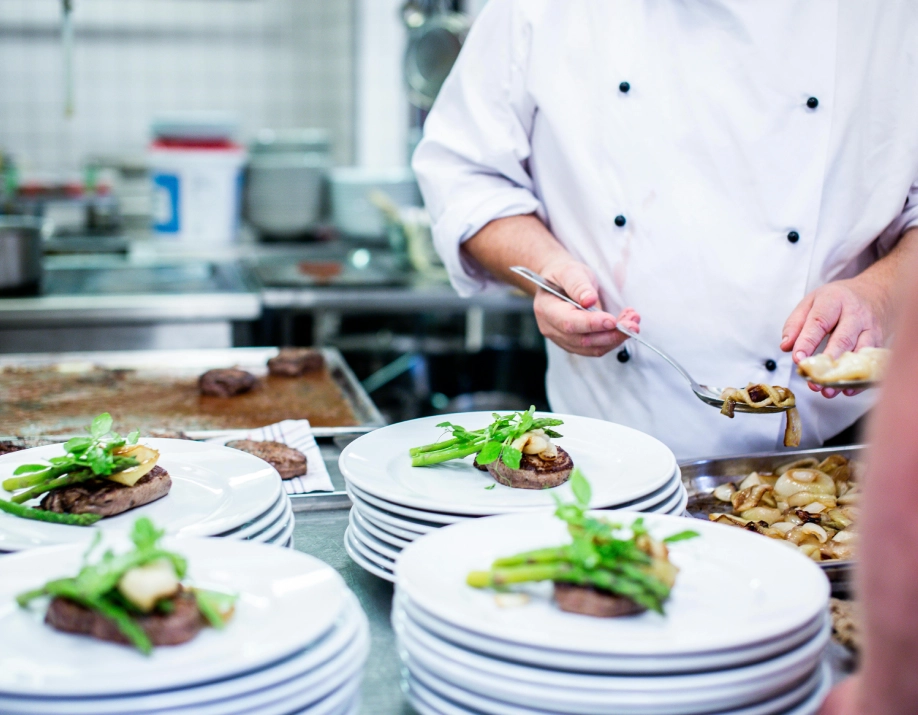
[404,2,471,110]
[0,216,45,296]
[329,167,421,241]
[0,347,384,439]
[149,114,245,244]
[245,129,330,238]
[511,266,794,414]
[680,444,861,596]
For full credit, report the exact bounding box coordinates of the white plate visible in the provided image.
[0,439,282,551]
[396,511,829,659]
[352,507,412,549]
[347,483,470,525]
[396,613,828,714]
[0,536,347,696]
[339,413,676,515]
[395,594,826,675]
[668,486,689,515]
[346,525,396,568]
[344,526,395,582]
[349,474,681,524]
[253,499,294,543]
[0,593,366,714]
[265,511,296,548]
[395,606,828,696]
[405,661,832,715]
[268,674,362,715]
[646,483,687,515]
[354,502,429,541]
[348,490,441,534]
[221,491,288,540]
[350,508,402,561]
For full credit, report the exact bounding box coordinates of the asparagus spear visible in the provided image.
[10,456,137,504]
[409,409,564,468]
[466,470,699,615]
[0,499,102,526]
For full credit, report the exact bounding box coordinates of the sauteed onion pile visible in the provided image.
[720,384,801,447]
[708,455,858,562]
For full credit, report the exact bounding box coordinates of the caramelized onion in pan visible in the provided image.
[708,454,859,562]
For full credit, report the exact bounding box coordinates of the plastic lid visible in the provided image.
[251,128,331,154]
[151,112,238,142]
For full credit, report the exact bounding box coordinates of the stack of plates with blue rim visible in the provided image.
[0,439,295,552]
[339,413,688,582]
[0,537,369,715]
[393,510,833,715]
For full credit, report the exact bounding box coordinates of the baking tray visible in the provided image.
[681,445,863,596]
[0,347,385,439]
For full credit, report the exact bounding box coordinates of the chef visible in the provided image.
[412,0,918,459]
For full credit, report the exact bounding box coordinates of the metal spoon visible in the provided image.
[510,266,792,414]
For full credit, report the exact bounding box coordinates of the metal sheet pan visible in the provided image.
[0,347,385,439]
[680,445,864,596]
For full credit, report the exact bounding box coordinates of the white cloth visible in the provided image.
[207,420,333,494]
[413,0,918,460]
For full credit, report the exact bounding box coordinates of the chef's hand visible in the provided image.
[534,260,640,357]
[781,277,887,398]
[818,675,860,715]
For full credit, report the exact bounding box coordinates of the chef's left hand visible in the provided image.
[780,277,889,398]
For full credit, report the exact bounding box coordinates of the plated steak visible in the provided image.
[198,368,257,398]
[46,590,204,647]
[0,441,25,456]
[554,583,646,618]
[225,439,307,480]
[487,447,574,490]
[40,465,172,517]
[267,348,324,377]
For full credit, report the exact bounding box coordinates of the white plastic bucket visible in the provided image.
[149,142,246,243]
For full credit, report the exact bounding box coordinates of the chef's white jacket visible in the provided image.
[413,0,918,460]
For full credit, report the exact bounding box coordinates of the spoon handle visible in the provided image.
[509,266,698,389]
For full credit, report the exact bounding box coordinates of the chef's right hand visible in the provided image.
[533,260,640,358]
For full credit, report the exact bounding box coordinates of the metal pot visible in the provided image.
[0,216,44,296]
[404,8,470,109]
[244,129,330,239]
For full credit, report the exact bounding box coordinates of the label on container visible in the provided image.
[152,173,180,234]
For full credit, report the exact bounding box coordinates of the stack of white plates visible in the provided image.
[0,537,369,715]
[393,511,833,715]
[0,439,295,552]
[339,413,687,581]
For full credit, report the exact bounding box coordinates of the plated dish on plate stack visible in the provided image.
[393,509,833,715]
[339,411,687,582]
[0,433,294,552]
[0,534,369,715]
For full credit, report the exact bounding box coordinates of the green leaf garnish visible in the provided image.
[663,530,700,544]
[476,441,503,465]
[569,468,591,507]
[90,412,114,438]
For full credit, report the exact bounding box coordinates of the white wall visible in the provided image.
[0,0,355,174]
[354,0,408,168]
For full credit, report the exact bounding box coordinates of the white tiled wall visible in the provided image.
[0,0,355,174]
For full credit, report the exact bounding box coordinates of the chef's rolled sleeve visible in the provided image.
[876,179,918,255]
[412,0,542,297]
